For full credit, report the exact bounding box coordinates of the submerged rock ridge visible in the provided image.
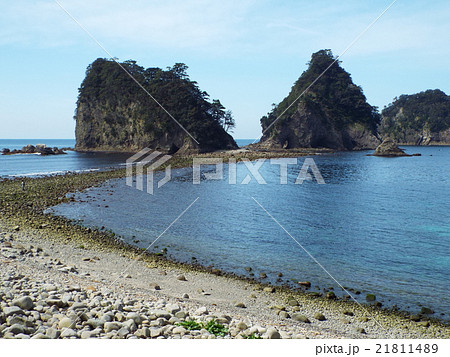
[372,138,411,157]
[1,144,67,156]
[380,89,450,145]
[257,49,381,150]
[75,59,237,153]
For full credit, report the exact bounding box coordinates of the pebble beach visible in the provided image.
[0,167,449,339]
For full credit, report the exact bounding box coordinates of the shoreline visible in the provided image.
[1,152,449,339]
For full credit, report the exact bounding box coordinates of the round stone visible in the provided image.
[13,296,34,311]
[58,317,75,329]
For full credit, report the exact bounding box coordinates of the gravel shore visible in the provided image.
[1,163,448,340]
[1,223,448,339]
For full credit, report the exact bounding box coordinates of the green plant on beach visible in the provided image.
[203,319,228,337]
[177,319,203,331]
[177,319,228,337]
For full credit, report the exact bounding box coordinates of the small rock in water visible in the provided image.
[298,281,311,288]
[366,294,376,302]
[259,273,267,279]
[420,307,434,315]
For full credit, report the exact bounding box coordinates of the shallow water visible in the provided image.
[48,146,450,319]
[0,139,253,177]
[0,139,136,178]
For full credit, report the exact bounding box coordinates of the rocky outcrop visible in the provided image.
[372,138,410,157]
[258,102,380,150]
[257,50,381,151]
[1,145,67,156]
[381,90,450,145]
[75,59,237,154]
[379,127,450,146]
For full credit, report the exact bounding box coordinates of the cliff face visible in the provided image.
[75,59,237,153]
[258,50,380,150]
[380,90,450,145]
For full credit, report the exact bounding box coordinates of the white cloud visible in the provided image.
[1,0,449,60]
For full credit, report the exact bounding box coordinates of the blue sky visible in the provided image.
[0,0,449,139]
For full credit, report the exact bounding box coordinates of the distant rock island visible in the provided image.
[1,144,67,156]
[380,89,450,145]
[75,59,237,154]
[372,138,411,157]
[256,50,381,150]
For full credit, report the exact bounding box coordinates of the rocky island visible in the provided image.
[372,138,411,157]
[1,144,67,156]
[380,89,450,145]
[75,59,237,154]
[256,50,381,151]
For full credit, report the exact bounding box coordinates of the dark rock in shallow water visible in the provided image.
[1,144,67,156]
[298,281,311,288]
[372,138,411,157]
[420,307,434,315]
